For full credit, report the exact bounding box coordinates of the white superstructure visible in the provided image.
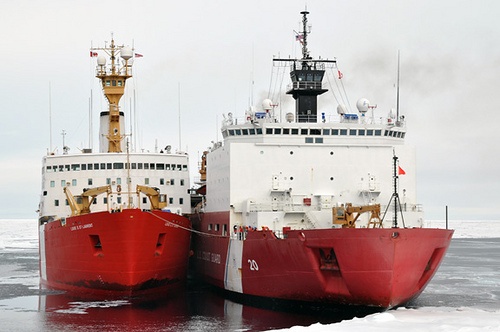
[39,151,190,221]
[201,11,422,234]
[203,106,422,233]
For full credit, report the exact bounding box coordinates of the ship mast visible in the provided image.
[91,38,133,153]
[273,11,335,123]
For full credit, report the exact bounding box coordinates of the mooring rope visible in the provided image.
[146,211,227,238]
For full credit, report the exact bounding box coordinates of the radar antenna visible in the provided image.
[300,10,310,61]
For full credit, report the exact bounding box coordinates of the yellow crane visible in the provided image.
[332,203,382,228]
[64,185,112,216]
[136,185,168,210]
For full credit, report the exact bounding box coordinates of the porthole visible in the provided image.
[330,151,334,155]
[290,151,294,155]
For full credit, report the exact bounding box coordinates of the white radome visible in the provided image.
[356,98,370,113]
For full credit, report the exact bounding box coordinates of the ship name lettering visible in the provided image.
[70,223,94,231]
[198,251,221,264]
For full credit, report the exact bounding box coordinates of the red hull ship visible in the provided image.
[192,214,452,307]
[38,38,192,296]
[40,209,190,296]
[190,11,453,308]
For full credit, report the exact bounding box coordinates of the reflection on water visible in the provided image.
[34,283,373,332]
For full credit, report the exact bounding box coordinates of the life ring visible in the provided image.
[116,184,122,193]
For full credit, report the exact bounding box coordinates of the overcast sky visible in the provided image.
[0,0,498,220]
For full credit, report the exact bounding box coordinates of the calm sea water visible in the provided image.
[0,220,499,331]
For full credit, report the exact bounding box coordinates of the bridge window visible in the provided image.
[310,129,321,135]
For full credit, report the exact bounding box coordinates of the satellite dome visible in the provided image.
[286,112,294,123]
[121,47,133,60]
[337,104,348,115]
[97,55,106,66]
[262,99,273,111]
[356,98,370,113]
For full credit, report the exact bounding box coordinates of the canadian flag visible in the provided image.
[90,51,98,57]
[398,166,406,175]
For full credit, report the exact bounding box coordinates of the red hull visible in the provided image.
[191,212,453,308]
[39,209,191,296]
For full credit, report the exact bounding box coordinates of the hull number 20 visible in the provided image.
[248,259,259,271]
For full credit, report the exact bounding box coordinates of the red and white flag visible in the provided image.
[398,166,406,175]
[90,51,98,57]
[134,53,143,58]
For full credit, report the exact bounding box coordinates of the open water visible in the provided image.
[0,220,499,331]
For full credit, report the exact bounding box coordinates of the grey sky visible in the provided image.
[1,0,498,220]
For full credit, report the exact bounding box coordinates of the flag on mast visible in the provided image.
[398,166,406,175]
